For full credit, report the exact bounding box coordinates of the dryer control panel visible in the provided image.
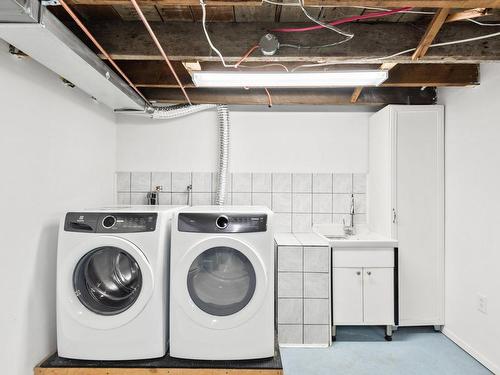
[178,212,267,233]
[64,212,158,233]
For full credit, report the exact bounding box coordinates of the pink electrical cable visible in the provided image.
[271,7,412,33]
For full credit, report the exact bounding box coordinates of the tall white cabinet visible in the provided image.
[368,105,444,327]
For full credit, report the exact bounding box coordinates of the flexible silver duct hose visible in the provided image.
[141,103,230,205]
[150,103,216,119]
[215,105,230,205]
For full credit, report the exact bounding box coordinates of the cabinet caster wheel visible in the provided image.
[385,335,393,341]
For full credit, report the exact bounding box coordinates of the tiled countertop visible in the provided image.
[275,232,329,247]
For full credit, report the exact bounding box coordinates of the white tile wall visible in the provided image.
[152,172,171,192]
[116,171,367,231]
[277,242,331,347]
[278,273,303,298]
[278,299,303,324]
[304,299,330,324]
[304,273,330,298]
[304,325,331,345]
[278,325,303,345]
[277,246,303,272]
[131,172,151,192]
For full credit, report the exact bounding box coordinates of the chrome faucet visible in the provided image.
[186,184,193,206]
[343,194,356,236]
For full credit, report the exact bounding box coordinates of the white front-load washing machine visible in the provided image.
[170,206,275,360]
[57,205,184,360]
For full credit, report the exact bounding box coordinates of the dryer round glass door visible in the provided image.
[73,246,142,315]
[187,246,256,316]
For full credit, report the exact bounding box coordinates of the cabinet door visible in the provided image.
[333,268,363,324]
[363,268,394,325]
[393,107,444,325]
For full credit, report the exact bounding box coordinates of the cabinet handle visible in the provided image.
[392,208,397,223]
[356,271,361,275]
[367,271,372,276]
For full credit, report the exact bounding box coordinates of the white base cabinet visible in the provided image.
[332,247,395,340]
[363,268,394,324]
[368,105,444,327]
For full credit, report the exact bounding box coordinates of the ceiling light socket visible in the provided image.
[259,34,279,56]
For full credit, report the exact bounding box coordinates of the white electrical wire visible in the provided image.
[199,0,499,71]
[199,0,237,68]
[292,30,500,70]
[467,18,500,26]
[261,0,434,14]
[264,1,500,23]
[297,0,354,39]
[238,63,290,71]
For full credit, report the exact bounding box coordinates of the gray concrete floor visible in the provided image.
[280,327,492,375]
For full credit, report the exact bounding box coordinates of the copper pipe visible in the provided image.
[129,0,192,105]
[264,88,272,107]
[58,0,149,104]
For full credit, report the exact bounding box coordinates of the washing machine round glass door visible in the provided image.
[187,246,256,316]
[73,246,143,315]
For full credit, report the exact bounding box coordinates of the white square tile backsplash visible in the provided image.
[273,173,292,193]
[312,173,333,193]
[192,172,212,192]
[333,173,352,193]
[151,172,171,192]
[292,173,312,193]
[131,172,151,192]
[252,173,272,192]
[116,171,367,232]
[171,172,192,192]
[116,172,131,192]
[232,173,252,192]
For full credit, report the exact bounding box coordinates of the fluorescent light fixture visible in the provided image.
[192,70,389,88]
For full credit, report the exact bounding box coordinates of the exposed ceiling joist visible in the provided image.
[412,8,451,60]
[140,87,437,105]
[350,87,363,103]
[445,7,490,21]
[73,21,500,63]
[306,0,500,6]
[119,62,478,87]
[67,0,500,8]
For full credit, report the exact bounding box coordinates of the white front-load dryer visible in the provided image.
[170,206,275,360]
[57,205,184,360]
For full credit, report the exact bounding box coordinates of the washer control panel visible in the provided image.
[178,212,267,233]
[64,212,158,233]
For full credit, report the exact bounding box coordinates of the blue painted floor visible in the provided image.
[280,327,492,375]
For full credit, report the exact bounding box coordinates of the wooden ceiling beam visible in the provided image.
[382,63,478,86]
[412,8,451,60]
[445,7,490,21]
[114,61,479,87]
[67,0,500,8]
[306,0,500,6]
[71,21,500,63]
[139,87,437,105]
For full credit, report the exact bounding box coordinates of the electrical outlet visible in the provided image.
[477,294,488,314]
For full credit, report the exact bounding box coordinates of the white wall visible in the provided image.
[0,41,116,375]
[117,110,371,173]
[439,63,500,374]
